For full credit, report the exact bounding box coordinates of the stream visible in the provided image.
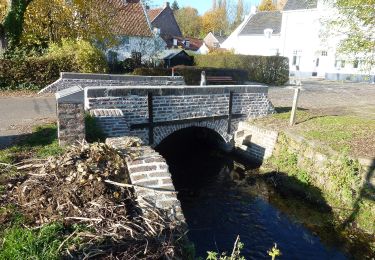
[156,127,374,259]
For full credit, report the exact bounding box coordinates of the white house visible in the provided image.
[222,11,282,56]
[197,32,227,54]
[107,0,166,63]
[223,0,375,82]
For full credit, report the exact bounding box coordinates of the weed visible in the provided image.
[85,114,106,143]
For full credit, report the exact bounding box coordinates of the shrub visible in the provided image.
[47,39,108,74]
[123,58,136,73]
[0,39,109,90]
[194,53,289,85]
[133,65,248,85]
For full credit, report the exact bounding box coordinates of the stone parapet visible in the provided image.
[39,72,185,94]
[57,103,85,146]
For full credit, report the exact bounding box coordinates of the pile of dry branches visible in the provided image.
[4,142,186,259]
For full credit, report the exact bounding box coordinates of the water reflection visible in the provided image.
[155,127,351,259]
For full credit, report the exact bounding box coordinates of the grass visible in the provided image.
[252,108,375,158]
[0,222,79,260]
[0,124,64,165]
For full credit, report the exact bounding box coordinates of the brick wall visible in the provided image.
[86,85,275,146]
[57,103,85,146]
[234,122,278,162]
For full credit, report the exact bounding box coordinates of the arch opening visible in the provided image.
[155,127,234,192]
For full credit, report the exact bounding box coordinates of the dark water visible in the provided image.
[156,127,371,259]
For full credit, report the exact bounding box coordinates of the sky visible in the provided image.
[151,0,262,15]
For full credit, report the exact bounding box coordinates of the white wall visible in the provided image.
[109,35,166,62]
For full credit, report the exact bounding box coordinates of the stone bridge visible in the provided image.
[55,80,275,221]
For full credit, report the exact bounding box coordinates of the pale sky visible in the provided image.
[151,0,262,15]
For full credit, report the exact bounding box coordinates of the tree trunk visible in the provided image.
[1,0,32,51]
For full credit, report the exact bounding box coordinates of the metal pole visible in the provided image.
[290,88,301,126]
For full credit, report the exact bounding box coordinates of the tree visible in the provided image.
[175,7,202,38]
[258,0,277,11]
[171,0,179,11]
[0,0,33,50]
[327,0,375,69]
[202,7,228,35]
[21,0,120,49]
[233,0,244,28]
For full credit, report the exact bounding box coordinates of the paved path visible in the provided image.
[0,95,56,148]
[269,80,375,119]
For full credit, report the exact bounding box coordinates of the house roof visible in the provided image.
[283,0,318,11]
[110,0,153,37]
[162,50,190,60]
[148,8,163,21]
[239,11,282,35]
[214,35,227,44]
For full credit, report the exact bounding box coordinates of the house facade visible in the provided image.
[222,0,375,82]
[221,11,282,56]
[147,2,183,48]
[198,32,227,54]
[107,0,166,62]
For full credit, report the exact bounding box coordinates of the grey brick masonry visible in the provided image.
[106,137,185,221]
[39,72,185,94]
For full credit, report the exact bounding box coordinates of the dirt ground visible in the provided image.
[268,79,375,119]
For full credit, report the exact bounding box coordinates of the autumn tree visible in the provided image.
[326,0,375,69]
[0,0,34,50]
[233,0,244,28]
[258,0,277,11]
[202,7,228,35]
[175,7,202,38]
[21,0,120,48]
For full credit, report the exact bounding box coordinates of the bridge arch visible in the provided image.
[152,119,232,148]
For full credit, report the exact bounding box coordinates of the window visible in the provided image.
[321,51,327,56]
[341,60,345,68]
[292,56,297,65]
[316,58,320,67]
[120,36,130,45]
[185,40,190,48]
[353,60,359,68]
[173,38,178,46]
[131,51,142,65]
[213,42,220,48]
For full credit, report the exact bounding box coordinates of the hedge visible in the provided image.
[194,53,289,85]
[0,56,78,90]
[133,65,248,85]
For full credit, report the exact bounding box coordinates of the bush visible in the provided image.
[0,39,109,90]
[194,53,289,85]
[47,39,108,74]
[133,65,248,85]
[0,55,77,90]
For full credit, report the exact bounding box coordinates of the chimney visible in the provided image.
[164,1,170,8]
[250,6,256,14]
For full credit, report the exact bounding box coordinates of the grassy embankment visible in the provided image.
[252,109,375,235]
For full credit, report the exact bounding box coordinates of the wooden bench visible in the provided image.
[206,76,237,85]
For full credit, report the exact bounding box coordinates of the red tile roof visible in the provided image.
[148,8,163,22]
[109,0,153,37]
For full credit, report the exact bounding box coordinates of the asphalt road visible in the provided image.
[0,95,56,148]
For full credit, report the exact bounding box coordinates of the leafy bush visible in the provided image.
[47,39,108,74]
[0,39,109,90]
[123,58,136,73]
[194,53,289,85]
[133,65,248,85]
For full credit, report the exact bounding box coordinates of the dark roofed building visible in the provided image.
[239,11,282,35]
[147,2,182,47]
[283,0,318,11]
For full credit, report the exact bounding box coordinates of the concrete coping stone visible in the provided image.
[90,109,124,117]
[85,84,269,98]
[60,72,184,81]
[56,85,84,103]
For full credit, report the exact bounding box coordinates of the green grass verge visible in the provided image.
[253,109,375,158]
